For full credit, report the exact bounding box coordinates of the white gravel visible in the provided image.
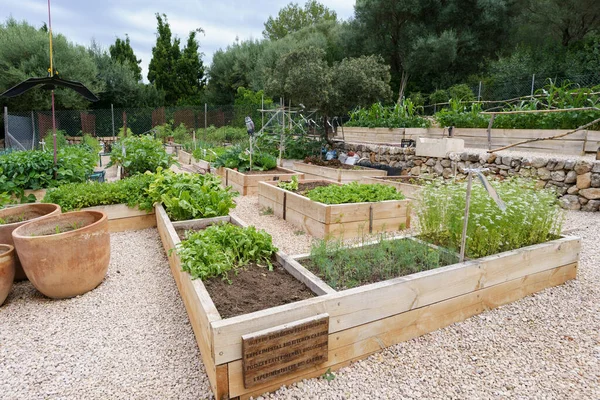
[1,210,598,400]
[0,228,208,399]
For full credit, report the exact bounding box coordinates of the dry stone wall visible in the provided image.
[334,142,600,212]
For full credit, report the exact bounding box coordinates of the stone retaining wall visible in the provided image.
[334,142,600,212]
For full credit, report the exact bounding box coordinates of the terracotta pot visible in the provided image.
[0,244,15,306]
[12,210,110,299]
[0,203,61,281]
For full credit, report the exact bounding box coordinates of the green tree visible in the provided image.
[175,30,206,105]
[265,46,332,110]
[0,18,102,111]
[148,13,182,104]
[263,0,337,40]
[329,55,393,115]
[89,41,163,109]
[109,34,142,81]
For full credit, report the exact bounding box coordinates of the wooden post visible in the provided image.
[204,103,207,142]
[193,130,196,151]
[486,113,496,151]
[459,172,473,263]
[279,98,284,167]
[30,111,36,150]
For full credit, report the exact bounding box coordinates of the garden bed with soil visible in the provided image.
[158,198,580,399]
[177,149,212,173]
[216,167,304,196]
[258,179,411,239]
[293,161,387,183]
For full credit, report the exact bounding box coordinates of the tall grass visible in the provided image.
[416,178,564,258]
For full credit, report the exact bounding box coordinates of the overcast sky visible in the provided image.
[1,0,355,80]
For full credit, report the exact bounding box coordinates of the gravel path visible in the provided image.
[0,229,207,399]
[1,209,598,399]
[256,210,600,400]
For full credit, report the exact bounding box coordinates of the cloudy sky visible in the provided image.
[1,0,355,80]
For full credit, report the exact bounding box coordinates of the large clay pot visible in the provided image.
[12,210,110,299]
[0,244,15,306]
[0,203,61,281]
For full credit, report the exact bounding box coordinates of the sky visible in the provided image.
[1,0,355,81]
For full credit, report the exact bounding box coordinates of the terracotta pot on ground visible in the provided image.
[0,244,15,306]
[12,210,110,299]
[0,203,61,281]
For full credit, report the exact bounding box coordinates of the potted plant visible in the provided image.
[0,203,61,281]
[12,210,110,299]
[0,244,15,306]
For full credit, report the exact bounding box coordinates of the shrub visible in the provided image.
[305,182,405,204]
[42,174,154,212]
[145,169,237,221]
[416,178,564,258]
[177,222,278,281]
[447,84,475,102]
[108,135,173,175]
[429,89,449,105]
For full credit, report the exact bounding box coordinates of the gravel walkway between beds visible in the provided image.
[254,210,600,400]
[0,229,207,400]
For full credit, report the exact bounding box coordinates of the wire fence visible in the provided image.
[2,104,272,150]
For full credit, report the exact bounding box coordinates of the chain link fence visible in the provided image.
[2,104,273,150]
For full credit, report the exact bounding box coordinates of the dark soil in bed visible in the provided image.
[203,262,315,318]
[293,181,332,196]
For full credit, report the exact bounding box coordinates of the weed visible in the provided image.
[322,368,335,382]
[294,230,305,236]
[260,207,274,216]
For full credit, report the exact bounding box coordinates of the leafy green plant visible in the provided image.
[0,145,96,197]
[305,235,456,289]
[177,222,278,281]
[213,146,277,172]
[144,168,237,221]
[108,135,174,175]
[347,101,431,128]
[191,146,227,163]
[305,182,405,205]
[278,175,299,191]
[42,174,154,212]
[416,178,564,258]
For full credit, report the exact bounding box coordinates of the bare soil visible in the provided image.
[0,211,44,225]
[203,261,315,319]
[294,181,332,196]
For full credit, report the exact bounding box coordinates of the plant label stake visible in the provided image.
[459,168,506,262]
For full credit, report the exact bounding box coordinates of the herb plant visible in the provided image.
[305,182,405,204]
[305,235,456,289]
[177,222,278,281]
[42,174,154,212]
[416,178,564,258]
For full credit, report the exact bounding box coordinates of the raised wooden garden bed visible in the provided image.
[361,176,426,200]
[293,162,387,183]
[216,167,304,196]
[83,204,155,232]
[258,179,411,239]
[177,149,212,173]
[156,203,580,399]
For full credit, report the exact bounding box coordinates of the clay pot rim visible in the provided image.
[0,244,14,255]
[0,203,61,228]
[12,210,107,240]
